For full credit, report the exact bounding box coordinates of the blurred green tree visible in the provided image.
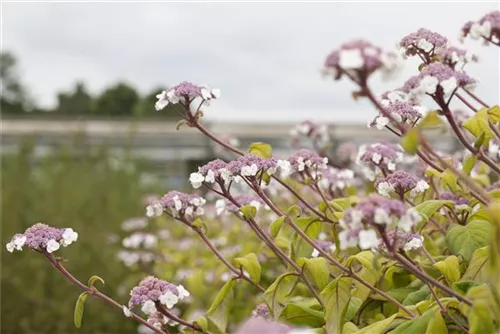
[55,81,93,115]
[0,51,32,114]
[94,82,140,116]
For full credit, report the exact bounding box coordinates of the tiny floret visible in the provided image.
[154,81,220,111]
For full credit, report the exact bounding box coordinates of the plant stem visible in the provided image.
[156,304,206,333]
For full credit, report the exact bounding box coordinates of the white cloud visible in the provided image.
[3,2,498,122]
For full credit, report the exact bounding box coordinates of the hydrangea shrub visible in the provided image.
[7,10,500,334]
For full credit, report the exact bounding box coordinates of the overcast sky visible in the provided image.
[3,1,499,123]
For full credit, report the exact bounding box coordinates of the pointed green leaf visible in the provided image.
[433,255,461,284]
[354,314,397,334]
[74,292,89,329]
[248,142,272,158]
[462,246,490,281]
[415,200,454,223]
[206,280,235,333]
[234,253,261,283]
[88,275,105,288]
[240,204,257,220]
[280,303,325,328]
[298,257,330,290]
[425,309,447,334]
[446,220,492,262]
[321,277,351,334]
[270,216,286,238]
[400,128,420,155]
[264,272,298,318]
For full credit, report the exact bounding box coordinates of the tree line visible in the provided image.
[1,51,179,118]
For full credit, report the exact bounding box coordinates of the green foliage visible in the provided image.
[433,256,461,284]
[321,277,351,334]
[74,292,89,328]
[234,253,262,283]
[446,220,492,262]
[206,280,236,333]
[400,128,420,154]
[95,82,140,116]
[248,142,273,159]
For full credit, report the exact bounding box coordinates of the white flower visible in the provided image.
[413,180,429,193]
[173,195,183,211]
[155,91,169,111]
[350,210,364,225]
[185,206,194,216]
[440,77,458,96]
[404,236,424,251]
[377,181,394,197]
[489,142,499,157]
[339,230,358,250]
[159,291,179,309]
[374,208,391,225]
[339,49,364,69]
[205,170,216,183]
[189,172,205,189]
[417,38,433,53]
[215,199,226,216]
[398,208,421,232]
[241,164,258,177]
[201,88,212,100]
[374,116,390,130]
[141,300,157,315]
[146,202,163,218]
[358,229,379,250]
[177,285,190,300]
[418,75,439,95]
[387,162,396,171]
[62,228,78,247]
[311,249,320,258]
[211,89,221,99]
[166,90,180,104]
[371,153,382,164]
[6,242,15,253]
[12,235,27,251]
[123,306,132,317]
[297,123,311,135]
[46,239,60,253]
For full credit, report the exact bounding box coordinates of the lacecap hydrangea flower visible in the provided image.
[338,195,421,250]
[398,28,448,58]
[402,62,475,98]
[128,276,190,315]
[461,11,500,44]
[324,40,402,81]
[368,100,426,130]
[377,230,424,252]
[356,142,403,175]
[155,81,220,111]
[376,170,429,198]
[6,223,78,253]
[440,192,470,211]
[436,46,477,70]
[215,195,265,216]
[288,149,328,177]
[318,167,355,191]
[146,191,206,219]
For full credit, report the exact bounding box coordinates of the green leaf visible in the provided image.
[240,204,257,219]
[390,307,438,334]
[462,155,478,175]
[446,220,492,262]
[234,253,261,283]
[463,109,494,146]
[425,309,447,334]
[354,314,397,334]
[346,251,380,303]
[400,128,420,155]
[298,257,330,290]
[88,275,105,288]
[469,301,495,334]
[344,297,362,321]
[403,285,430,306]
[280,303,325,328]
[343,322,360,334]
[270,216,286,238]
[440,169,459,192]
[264,272,298,318]
[248,142,272,159]
[321,277,351,334]
[206,280,235,333]
[486,105,500,122]
[287,205,302,217]
[74,292,89,329]
[418,111,443,128]
[415,200,454,223]
[462,246,490,281]
[452,281,480,295]
[433,255,461,284]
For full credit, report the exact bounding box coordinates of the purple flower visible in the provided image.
[324,40,401,81]
[311,239,336,257]
[356,142,403,176]
[437,46,477,70]
[378,230,424,251]
[235,317,291,334]
[155,81,220,111]
[319,167,355,191]
[440,192,469,207]
[338,195,421,250]
[128,276,190,312]
[402,62,475,98]
[215,195,265,216]
[461,11,500,43]
[252,304,270,319]
[336,141,358,164]
[190,159,230,189]
[288,149,328,175]
[157,191,206,219]
[369,100,425,130]
[398,28,448,57]
[290,120,330,147]
[375,170,429,198]
[6,223,78,253]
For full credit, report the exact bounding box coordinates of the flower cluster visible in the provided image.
[6,223,78,253]
[440,192,469,210]
[155,81,220,111]
[311,239,336,257]
[378,230,424,252]
[235,317,291,334]
[339,195,421,250]
[369,100,425,130]
[122,232,158,249]
[189,159,231,189]
[290,120,330,148]
[398,28,448,58]
[145,191,206,219]
[357,142,403,176]
[402,62,475,98]
[251,304,270,319]
[324,40,401,81]
[376,170,429,198]
[288,149,328,176]
[436,46,477,70]
[461,11,500,43]
[318,167,355,191]
[127,276,190,315]
[215,195,265,216]
[336,141,358,165]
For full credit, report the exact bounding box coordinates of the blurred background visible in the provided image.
[1,2,499,334]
